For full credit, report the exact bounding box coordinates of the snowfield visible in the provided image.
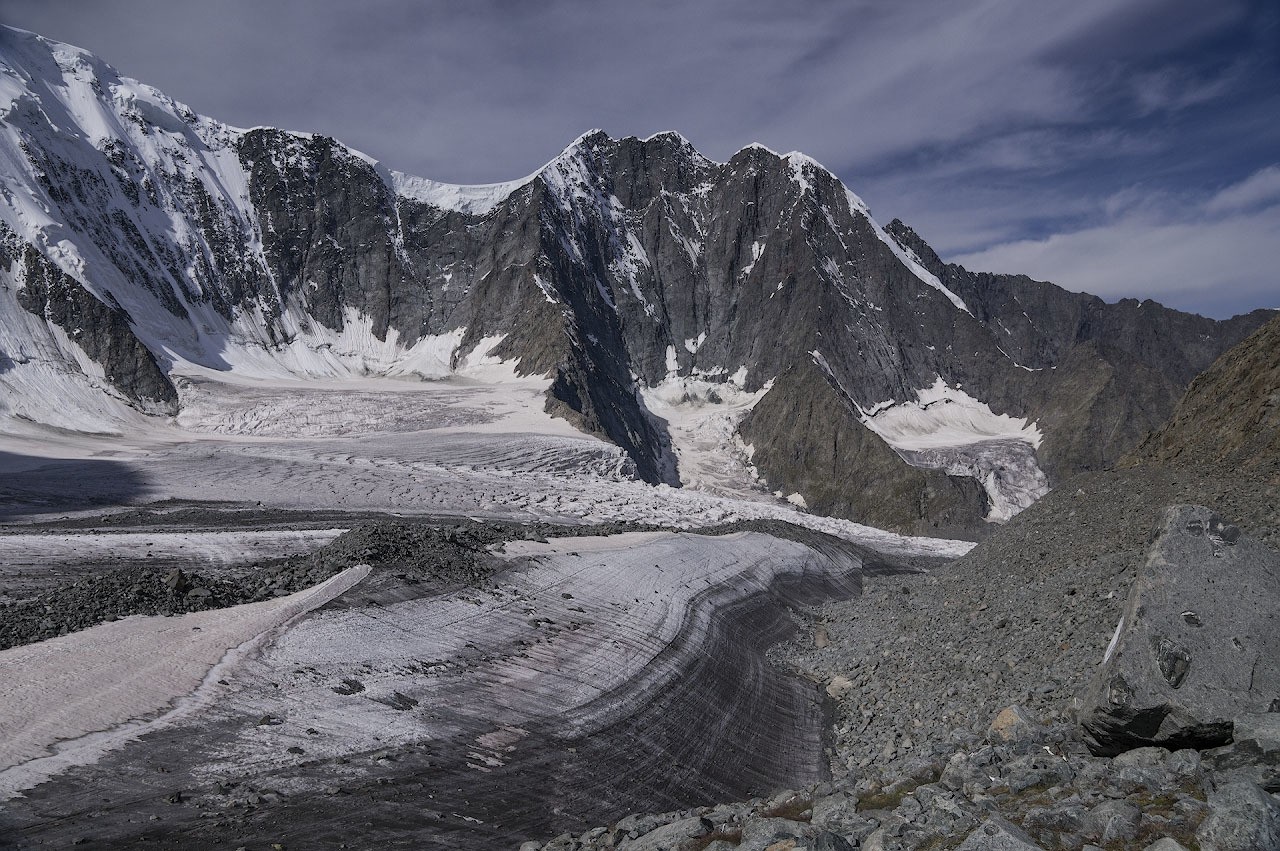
[860,377,1050,520]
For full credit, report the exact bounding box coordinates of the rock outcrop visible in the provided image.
[739,360,989,537]
[1077,506,1280,755]
[885,219,1271,482]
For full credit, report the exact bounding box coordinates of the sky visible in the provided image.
[3,0,1278,318]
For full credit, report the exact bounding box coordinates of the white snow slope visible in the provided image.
[860,377,1049,521]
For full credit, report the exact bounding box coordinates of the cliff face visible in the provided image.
[1,25,1270,532]
[1127,313,1280,474]
[886,220,1272,481]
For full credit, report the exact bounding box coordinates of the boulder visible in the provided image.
[1204,712,1280,792]
[1077,506,1280,755]
[617,815,712,851]
[987,705,1039,744]
[1196,780,1280,851]
[955,816,1046,850]
[1081,800,1141,844]
[1142,840,1190,851]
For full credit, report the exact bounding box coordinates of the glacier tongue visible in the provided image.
[861,377,1049,521]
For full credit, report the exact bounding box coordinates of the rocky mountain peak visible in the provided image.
[1,27,1273,535]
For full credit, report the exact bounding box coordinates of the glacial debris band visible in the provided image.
[0,522,927,849]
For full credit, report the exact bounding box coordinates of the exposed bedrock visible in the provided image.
[1,527,897,849]
[740,360,989,538]
[1077,505,1280,756]
[1130,313,1280,474]
[0,223,177,414]
[886,220,1272,483]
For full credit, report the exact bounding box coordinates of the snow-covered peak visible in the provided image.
[391,130,613,215]
[727,140,973,314]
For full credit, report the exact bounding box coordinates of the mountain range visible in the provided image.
[0,25,1271,536]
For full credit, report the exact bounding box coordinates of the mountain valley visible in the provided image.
[0,24,1277,851]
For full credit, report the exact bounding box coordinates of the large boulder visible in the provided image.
[1196,781,1280,851]
[1077,506,1280,755]
[1204,712,1280,792]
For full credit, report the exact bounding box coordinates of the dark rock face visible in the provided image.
[739,359,988,536]
[0,222,177,414]
[1205,713,1280,792]
[1077,506,1280,755]
[1130,313,1280,474]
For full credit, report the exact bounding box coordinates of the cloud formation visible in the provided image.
[2,0,1277,316]
[955,166,1280,317]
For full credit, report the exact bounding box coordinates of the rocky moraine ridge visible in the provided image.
[1,25,1273,536]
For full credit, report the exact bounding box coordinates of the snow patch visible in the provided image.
[860,377,1041,451]
[860,377,1049,522]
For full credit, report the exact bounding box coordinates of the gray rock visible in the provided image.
[541,834,578,851]
[1196,781,1280,851]
[1205,713,1280,792]
[1078,506,1280,755]
[809,792,878,840]
[736,816,809,849]
[987,705,1039,744]
[1109,747,1179,793]
[954,816,1046,850]
[1082,799,1141,844]
[617,815,712,851]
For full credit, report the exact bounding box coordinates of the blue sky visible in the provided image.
[3,0,1277,317]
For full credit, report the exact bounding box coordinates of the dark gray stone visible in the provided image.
[1078,506,1280,755]
[954,816,1046,850]
[1205,713,1280,792]
[1081,800,1141,844]
[1196,781,1280,851]
[617,815,712,850]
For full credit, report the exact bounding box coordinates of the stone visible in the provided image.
[617,815,712,851]
[1196,781,1280,851]
[809,792,878,840]
[987,705,1039,744]
[1204,713,1280,792]
[806,833,856,851]
[954,816,1046,850]
[1078,507,1280,755]
[1142,839,1190,851]
[736,817,809,851]
[825,676,854,700]
[1082,799,1141,844]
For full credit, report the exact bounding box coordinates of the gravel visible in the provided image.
[519,462,1280,850]
[0,517,663,651]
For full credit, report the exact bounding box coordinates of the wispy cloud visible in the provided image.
[954,166,1280,318]
[1205,164,1280,214]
